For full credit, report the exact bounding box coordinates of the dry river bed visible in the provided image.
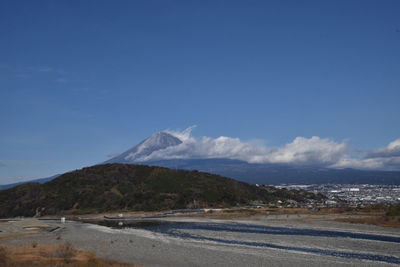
[1,215,399,267]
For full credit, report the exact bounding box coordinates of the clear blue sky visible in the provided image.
[1,0,399,183]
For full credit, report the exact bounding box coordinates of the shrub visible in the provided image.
[386,204,400,216]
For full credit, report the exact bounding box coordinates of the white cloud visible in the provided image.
[165,125,197,142]
[332,157,400,171]
[262,136,348,165]
[332,158,384,170]
[366,138,400,158]
[127,127,400,171]
[331,139,400,170]
[133,127,350,167]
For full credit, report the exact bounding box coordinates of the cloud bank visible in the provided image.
[332,138,400,170]
[366,139,400,159]
[128,127,400,171]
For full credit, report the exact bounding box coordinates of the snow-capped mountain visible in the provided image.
[2,130,400,190]
[105,132,182,163]
[102,131,400,185]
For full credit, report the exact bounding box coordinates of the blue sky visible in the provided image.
[1,0,399,183]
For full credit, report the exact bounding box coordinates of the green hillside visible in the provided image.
[0,164,324,217]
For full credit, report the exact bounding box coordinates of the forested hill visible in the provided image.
[0,164,324,218]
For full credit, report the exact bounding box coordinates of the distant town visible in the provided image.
[275,184,400,207]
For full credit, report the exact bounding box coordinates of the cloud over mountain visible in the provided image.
[366,139,400,159]
[129,127,347,166]
[333,157,400,170]
[260,136,348,165]
[124,127,400,171]
[333,139,400,170]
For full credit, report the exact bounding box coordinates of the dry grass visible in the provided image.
[174,207,400,228]
[0,246,8,266]
[0,244,142,267]
[53,242,76,263]
[0,233,35,239]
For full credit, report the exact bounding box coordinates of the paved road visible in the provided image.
[1,216,399,266]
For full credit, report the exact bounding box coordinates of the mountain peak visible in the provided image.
[105,131,182,163]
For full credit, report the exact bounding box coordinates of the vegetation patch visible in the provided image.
[0,243,140,266]
[0,164,324,217]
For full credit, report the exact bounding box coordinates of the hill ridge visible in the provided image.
[0,163,323,218]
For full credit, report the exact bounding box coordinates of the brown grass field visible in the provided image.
[0,243,142,267]
[174,207,400,227]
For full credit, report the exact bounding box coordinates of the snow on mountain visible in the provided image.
[105,128,400,172]
[105,132,182,163]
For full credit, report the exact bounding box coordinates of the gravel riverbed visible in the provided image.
[1,215,399,267]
